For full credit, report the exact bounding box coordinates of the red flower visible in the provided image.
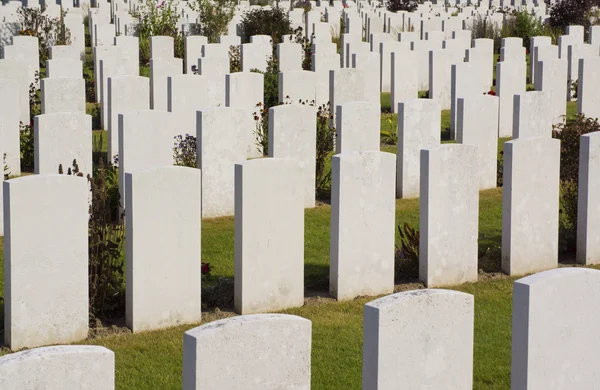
[487,90,496,96]
[497,57,501,62]
[201,262,211,275]
[526,49,530,54]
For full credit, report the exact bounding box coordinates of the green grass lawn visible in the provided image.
[0,188,507,389]
[4,73,581,388]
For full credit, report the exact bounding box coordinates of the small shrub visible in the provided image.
[4,153,10,180]
[292,27,312,71]
[380,115,397,145]
[18,7,71,65]
[552,114,600,252]
[395,223,419,280]
[29,72,41,121]
[253,102,268,156]
[315,103,335,199]
[229,45,241,72]
[478,246,501,273]
[293,0,312,13]
[202,277,234,309]
[173,134,197,167]
[87,103,101,130]
[497,150,504,187]
[133,0,181,66]
[19,122,34,172]
[188,0,236,43]
[471,14,502,52]
[84,73,96,103]
[251,55,279,110]
[385,0,418,12]
[239,7,292,44]
[547,0,595,35]
[87,158,125,318]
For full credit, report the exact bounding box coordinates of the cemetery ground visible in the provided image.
[0,100,583,389]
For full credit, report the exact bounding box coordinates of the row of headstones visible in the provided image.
[4,47,597,222]
[2,267,600,389]
[3,104,599,348]
[350,0,548,43]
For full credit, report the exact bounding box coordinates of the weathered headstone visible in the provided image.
[234,159,304,314]
[502,138,560,275]
[335,101,380,154]
[363,289,474,389]
[34,112,92,176]
[497,60,526,138]
[268,104,317,208]
[512,268,600,389]
[118,110,174,212]
[183,315,311,389]
[107,75,150,160]
[330,151,395,300]
[150,57,182,111]
[197,108,247,218]
[577,57,600,119]
[390,50,418,113]
[0,346,115,389]
[40,78,85,115]
[125,166,201,332]
[4,175,89,349]
[226,72,265,158]
[457,95,499,190]
[513,91,553,139]
[420,144,479,287]
[577,132,600,265]
[397,99,440,198]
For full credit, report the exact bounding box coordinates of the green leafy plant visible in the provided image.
[385,0,418,12]
[87,158,125,317]
[292,26,312,71]
[57,158,124,318]
[133,0,181,66]
[547,0,597,36]
[395,223,419,280]
[18,6,71,65]
[173,134,197,167]
[20,122,34,172]
[253,102,269,156]
[380,115,397,145]
[239,7,292,44]
[4,153,10,180]
[315,103,335,199]
[87,103,101,130]
[188,0,236,43]
[251,55,279,109]
[552,114,600,253]
[497,150,504,187]
[229,45,241,73]
[29,71,41,121]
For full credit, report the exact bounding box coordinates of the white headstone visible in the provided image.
[234,159,304,314]
[502,138,560,275]
[268,104,317,208]
[420,144,479,287]
[577,132,600,265]
[512,268,600,389]
[34,112,92,176]
[125,166,201,332]
[4,175,89,349]
[330,151,395,300]
[0,346,115,389]
[183,315,311,389]
[197,107,247,218]
[397,99,440,198]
